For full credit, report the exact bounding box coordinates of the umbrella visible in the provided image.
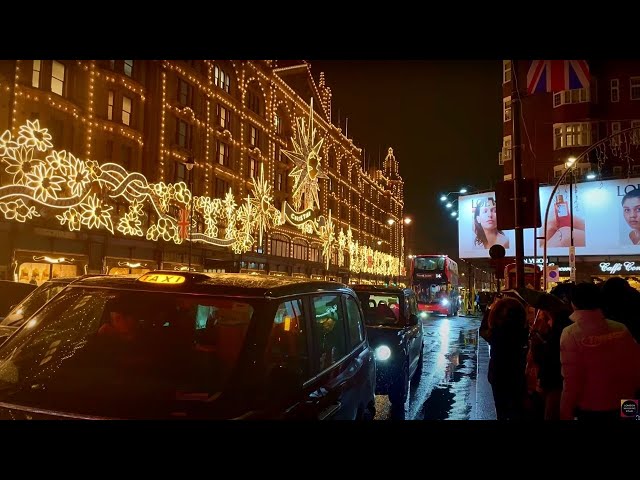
[502,287,570,314]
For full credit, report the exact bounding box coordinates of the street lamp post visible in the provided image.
[184,156,195,270]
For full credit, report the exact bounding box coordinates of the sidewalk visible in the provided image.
[470,335,496,420]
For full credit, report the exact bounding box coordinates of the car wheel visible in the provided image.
[389,363,410,407]
[412,342,424,381]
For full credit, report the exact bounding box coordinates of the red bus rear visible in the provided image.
[410,255,461,316]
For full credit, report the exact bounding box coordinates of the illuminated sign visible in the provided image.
[459,177,640,259]
[138,273,186,284]
[599,262,640,274]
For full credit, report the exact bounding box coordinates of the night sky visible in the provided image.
[310,60,504,259]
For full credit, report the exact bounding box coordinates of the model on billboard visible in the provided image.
[540,193,586,248]
[473,197,509,249]
[621,188,640,245]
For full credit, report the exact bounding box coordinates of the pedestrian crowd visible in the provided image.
[479,277,640,420]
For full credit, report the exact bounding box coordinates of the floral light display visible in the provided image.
[0,112,401,277]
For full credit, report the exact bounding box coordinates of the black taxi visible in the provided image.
[0,271,376,420]
[353,285,424,408]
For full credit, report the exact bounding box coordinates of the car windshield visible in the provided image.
[356,293,403,326]
[0,287,258,419]
[0,281,69,327]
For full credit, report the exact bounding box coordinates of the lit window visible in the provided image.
[611,79,620,102]
[611,122,621,147]
[502,135,512,161]
[124,60,133,78]
[32,60,41,88]
[122,96,132,126]
[178,79,191,106]
[503,60,512,83]
[214,66,230,93]
[216,140,230,167]
[250,125,260,147]
[631,120,640,146]
[275,114,283,135]
[503,97,512,122]
[631,77,640,101]
[51,61,65,96]
[107,91,114,120]
[216,104,230,130]
[553,88,590,108]
[248,157,260,178]
[553,123,593,150]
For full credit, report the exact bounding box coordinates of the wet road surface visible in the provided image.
[374,314,496,420]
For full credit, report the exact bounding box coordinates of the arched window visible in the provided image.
[293,239,308,261]
[270,234,290,257]
[310,244,322,263]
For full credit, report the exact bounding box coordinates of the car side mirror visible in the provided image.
[409,314,419,326]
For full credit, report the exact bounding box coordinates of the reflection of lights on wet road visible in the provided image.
[435,318,450,375]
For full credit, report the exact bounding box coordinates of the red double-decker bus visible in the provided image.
[410,255,461,316]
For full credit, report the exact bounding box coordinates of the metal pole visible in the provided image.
[511,59,525,289]
[569,171,574,247]
[188,171,193,271]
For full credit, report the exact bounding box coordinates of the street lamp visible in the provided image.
[403,217,412,225]
[387,218,395,226]
[184,156,195,270]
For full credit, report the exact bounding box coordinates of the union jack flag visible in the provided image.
[177,207,190,240]
[526,60,590,94]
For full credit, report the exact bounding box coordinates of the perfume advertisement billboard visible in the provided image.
[458,177,640,259]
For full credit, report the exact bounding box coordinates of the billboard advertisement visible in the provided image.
[458,176,640,259]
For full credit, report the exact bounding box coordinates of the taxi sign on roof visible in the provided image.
[138,273,186,285]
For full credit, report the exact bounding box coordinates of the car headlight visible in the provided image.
[441,298,449,306]
[374,345,392,361]
[419,311,428,319]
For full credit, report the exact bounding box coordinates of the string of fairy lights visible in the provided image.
[3,60,405,277]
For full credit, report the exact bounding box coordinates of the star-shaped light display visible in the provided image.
[282,98,328,211]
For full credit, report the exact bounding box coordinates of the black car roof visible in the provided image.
[351,284,410,295]
[67,271,353,299]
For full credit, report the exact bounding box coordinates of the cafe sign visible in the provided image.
[599,262,640,274]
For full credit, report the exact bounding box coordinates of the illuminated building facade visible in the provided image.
[0,60,404,284]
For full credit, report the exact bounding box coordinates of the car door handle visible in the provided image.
[318,401,341,420]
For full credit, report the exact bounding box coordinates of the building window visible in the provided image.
[271,234,290,257]
[611,122,621,147]
[120,145,132,171]
[631,77,640,101]
[503,60,512,84]
[175,162,186,183]
[215,178,230,199]
[275,113,283,135]
[275,171,283,191]
[553,88,590,108]
[503,97,512,122]
[122,96,132,126]
[293,240,308,260]
[51,60,65,96]
[249,125,260,148]
[613,166,623,176]
[631,120,640,146]
[611,79,620,103]
[553,123,593,150]
[248,157,260,179]
[214,66,230,93]
[124,60,133,78]
[216,140,230,167]
[107,91,114,120]
[216,103,230,130]
[177,119,192,149]
[178,79,192,107]
[310,245,321,263]
[32,60,41,88]
[502,135,512,161]
[633,165,640,176]
[248,90,261,115]
[328,151,336,169]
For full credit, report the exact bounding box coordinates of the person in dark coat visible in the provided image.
[485,297,529,420]
[600,277,640,343]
